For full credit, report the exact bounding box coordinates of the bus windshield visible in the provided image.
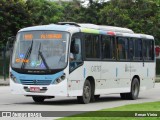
[12,31,69,70]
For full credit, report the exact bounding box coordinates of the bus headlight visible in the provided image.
[10,72,18,83]
[53,73,66,84]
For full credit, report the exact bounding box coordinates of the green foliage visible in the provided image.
[26,0,63,25]
[0,0,160,46]
[0,0,33,46]
[99,0,160,44]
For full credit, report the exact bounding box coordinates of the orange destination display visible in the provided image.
[40,34,62,39]
[24,34,33,40]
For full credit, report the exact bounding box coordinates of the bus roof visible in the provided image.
[18,22,154,39]
[18,24,80,33]
[58,22,134,34]
[116,32,154,40]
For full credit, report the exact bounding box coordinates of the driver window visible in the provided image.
[69,33,82,72]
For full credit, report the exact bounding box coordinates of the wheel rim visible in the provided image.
[133,82,139,97]
[84,85,91,99]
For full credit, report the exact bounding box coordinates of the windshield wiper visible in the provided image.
[21,39,33,69]
[38,43,50,71]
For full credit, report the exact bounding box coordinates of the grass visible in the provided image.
[59,101,160,120]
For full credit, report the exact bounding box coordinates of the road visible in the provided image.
[0,84,160,120]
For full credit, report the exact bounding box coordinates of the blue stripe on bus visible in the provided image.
[11,69,64,84]
[83,68,86,79]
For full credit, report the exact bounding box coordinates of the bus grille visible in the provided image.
[20,79,52,85]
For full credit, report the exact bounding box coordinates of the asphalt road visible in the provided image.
[0,84,160,120]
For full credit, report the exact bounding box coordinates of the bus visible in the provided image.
[10,22,155,104]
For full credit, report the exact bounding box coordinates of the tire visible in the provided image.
[120,78,140,100]
[77,80,91,104]
[32,96,45,103]
[129,78,140,100]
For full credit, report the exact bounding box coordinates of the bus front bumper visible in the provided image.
[10,79,68,97]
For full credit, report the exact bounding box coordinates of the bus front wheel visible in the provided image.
[77,80,91,104]
[32,96,45,103]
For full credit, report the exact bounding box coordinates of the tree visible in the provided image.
[26,0,64,25]
[99,0,160,44]
[0,0,33,46]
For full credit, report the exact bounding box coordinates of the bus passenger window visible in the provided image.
[143,39,154,61]
[149,40,154,60]
[129,39,135,60]
[135,39,142,60]
[117,37,128,60]
[102,35,113,59]
[85,34,100,59]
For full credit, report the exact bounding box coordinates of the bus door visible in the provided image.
[68,33,83,94]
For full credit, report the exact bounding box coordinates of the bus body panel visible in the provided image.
[130,62,155,91]
[67,65,84,96]
[10,78,68,96]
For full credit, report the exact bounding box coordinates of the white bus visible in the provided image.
[10,22,155,104]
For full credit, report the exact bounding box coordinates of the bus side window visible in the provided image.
[101,35,111,59]
[150,40,154,60]
[117,37,128,60]
[129,38,134,60]
[69,33,83,72]
[135,39,142,60]
[143,39,154,61]
[85,34,100,59]
[101,35,115,60]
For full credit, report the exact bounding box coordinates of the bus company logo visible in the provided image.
[2,112,11,118]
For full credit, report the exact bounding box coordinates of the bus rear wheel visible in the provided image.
[32,96,45,103]
[129,78,140,100]
[77,80,91,104]
[120,78,140,100]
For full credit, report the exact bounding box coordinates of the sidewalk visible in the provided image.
[0,78,9,86]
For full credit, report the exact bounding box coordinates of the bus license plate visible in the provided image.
[30,87,40,92]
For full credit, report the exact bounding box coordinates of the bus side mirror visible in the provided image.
[7,36,16,48]
[8,36,16,41]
